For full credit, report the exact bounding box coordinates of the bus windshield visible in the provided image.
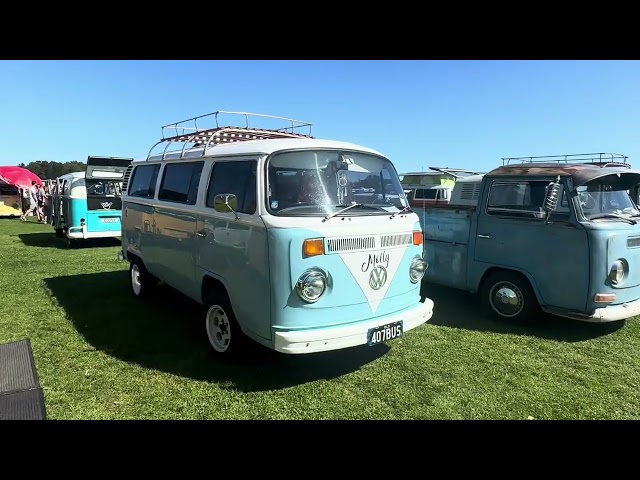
[266,150,408,216]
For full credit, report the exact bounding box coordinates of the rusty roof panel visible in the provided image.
[485,163,640,189]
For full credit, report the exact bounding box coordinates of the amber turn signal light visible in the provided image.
[303,238,324,257]
[413,231,423,246]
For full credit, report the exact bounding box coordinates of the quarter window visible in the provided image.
[128,164,160,198]
[158,161,204,205]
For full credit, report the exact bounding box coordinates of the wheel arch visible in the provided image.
[478,266,544,306]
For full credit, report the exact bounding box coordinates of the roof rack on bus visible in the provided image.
[428,167,483,177]
[501,152,630,168]
[399,167,483,180]
[146,110,314,161]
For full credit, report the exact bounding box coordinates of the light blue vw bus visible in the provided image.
[52,156,133,247]
[118,111,433,357]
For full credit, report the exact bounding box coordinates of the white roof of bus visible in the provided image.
[455,174,485,183]
[57,171,85,180]
[406,184,451,190]
[144,138,385,163]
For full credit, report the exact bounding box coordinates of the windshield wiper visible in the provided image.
[324,203,379,221]
[276,204,323,214]
[390,205,412,218]
[588,213,637,225]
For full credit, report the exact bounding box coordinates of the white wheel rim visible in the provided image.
[131,264,142,296]
[206,304,231,353]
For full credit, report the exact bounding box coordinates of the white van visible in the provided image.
[118,111,434,358]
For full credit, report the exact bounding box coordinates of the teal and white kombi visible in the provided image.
[52,156,133,246]
[118,111,433,357]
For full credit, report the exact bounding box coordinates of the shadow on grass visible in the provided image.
[421,282,625,342]
[18,232,120,250]
[44,271,389,392]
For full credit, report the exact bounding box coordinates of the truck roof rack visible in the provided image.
[146,110,314,161]
[501,152,630,168]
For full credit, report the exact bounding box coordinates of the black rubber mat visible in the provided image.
[0,339,47,420]
[0,339,40,394]
[0,388,47,420]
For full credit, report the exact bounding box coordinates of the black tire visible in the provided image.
[480,270,540,325]
[129,258,157,299]
[55,228,64,238]
[67,238,78,249]
[203,290,251,359]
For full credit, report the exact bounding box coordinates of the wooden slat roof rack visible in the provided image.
[146,110,314,161]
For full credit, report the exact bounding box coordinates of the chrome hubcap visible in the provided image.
[489,281,524,317]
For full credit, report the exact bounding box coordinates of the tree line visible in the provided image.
[17,160,86,180]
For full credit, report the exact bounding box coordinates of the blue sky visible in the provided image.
[1,60,640,173]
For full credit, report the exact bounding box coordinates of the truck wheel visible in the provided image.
[480,271,540,325]
[203,290,250,359]
[129,259,156,299]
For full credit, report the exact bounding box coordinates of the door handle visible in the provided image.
[196,231,207,238]
[477,234,491,239]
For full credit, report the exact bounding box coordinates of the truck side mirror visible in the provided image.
[543,176,561,213]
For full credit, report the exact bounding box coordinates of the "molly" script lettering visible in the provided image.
[361,251,390,272]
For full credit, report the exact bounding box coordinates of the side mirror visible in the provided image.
[543,176,561,213]
[214,193,239,220]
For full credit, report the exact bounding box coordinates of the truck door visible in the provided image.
[473,178,589,311]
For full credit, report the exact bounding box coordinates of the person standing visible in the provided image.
[20,181,39,221]
[43,184,52,224]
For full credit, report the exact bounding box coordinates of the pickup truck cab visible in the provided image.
[419,153,640,325]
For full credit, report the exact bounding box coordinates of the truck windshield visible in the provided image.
[577,183,640,220]
[266,150,408,216]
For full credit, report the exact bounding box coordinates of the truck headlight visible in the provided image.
[610,259,629,285]
[409,255,427,283]
[295,268,327,303]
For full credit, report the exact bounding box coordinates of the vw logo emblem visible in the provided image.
[101,202,113,209]
[369,265,388,290]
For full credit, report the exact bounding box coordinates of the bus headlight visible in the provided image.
[295,269,327,303]
[409,255,427,283]
[610,259,629,285]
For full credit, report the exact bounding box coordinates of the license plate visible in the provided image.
[101,217,118,223]
[367,321,403,346]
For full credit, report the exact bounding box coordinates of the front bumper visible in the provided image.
[273,298,434,354]
[67,225,121,240]
[551,297,640,323]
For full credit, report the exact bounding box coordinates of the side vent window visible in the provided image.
[122,165,133,193]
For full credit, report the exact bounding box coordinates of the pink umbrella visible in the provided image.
[0,166,43,190]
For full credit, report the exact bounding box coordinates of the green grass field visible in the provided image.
[2,217,640,419]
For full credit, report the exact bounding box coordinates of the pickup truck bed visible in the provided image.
[415,205,476,291]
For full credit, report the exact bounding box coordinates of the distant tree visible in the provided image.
[20,160,86,180]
